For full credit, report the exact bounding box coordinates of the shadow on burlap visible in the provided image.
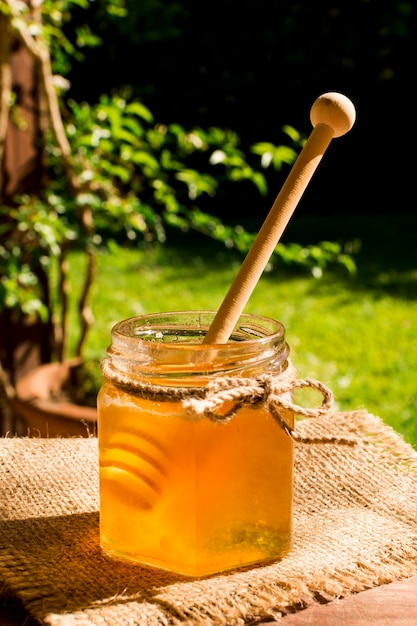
[1,410,417,625]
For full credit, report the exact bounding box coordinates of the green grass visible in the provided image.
[67,214,417,449]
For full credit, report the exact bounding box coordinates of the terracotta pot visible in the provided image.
[13,359,97,437]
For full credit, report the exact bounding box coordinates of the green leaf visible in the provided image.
[130,150,160,171]
[125,102,154,124]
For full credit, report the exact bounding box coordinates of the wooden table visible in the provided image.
[2,574,417,625]
[277,574,417,625]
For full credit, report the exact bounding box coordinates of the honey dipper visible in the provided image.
[203,92,356,345]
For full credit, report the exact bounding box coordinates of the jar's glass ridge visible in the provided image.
[107,311,290,381]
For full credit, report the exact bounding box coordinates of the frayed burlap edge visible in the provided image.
[0,410,417,626]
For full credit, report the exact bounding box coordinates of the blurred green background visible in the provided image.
[0,1,415,446]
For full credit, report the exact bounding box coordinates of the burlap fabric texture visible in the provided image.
[1,410,417,626]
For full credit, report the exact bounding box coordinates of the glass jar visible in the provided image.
[97,311,294,577]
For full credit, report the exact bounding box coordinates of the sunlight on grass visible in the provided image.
[67,237,417,449]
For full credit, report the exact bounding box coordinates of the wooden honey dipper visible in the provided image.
[203,92,356,345]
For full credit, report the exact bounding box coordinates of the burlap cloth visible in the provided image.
[1,410,417,625]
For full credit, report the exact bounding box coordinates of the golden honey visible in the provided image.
[98,311,293,577]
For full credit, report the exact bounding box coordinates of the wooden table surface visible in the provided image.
[273,575,417,625]
[1,574,417,625]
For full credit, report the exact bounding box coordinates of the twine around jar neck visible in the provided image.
[101,358,356,445]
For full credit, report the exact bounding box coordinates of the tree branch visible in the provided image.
[4,0,79,192]
[0,12,12,194]
[75,247,96,358]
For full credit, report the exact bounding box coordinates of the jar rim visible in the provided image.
[111,310,285,351]
[107,311,289,377]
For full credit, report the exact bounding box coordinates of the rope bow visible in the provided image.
[181,366,347,443]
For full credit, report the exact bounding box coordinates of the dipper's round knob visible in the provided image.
[310,92,356,138]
